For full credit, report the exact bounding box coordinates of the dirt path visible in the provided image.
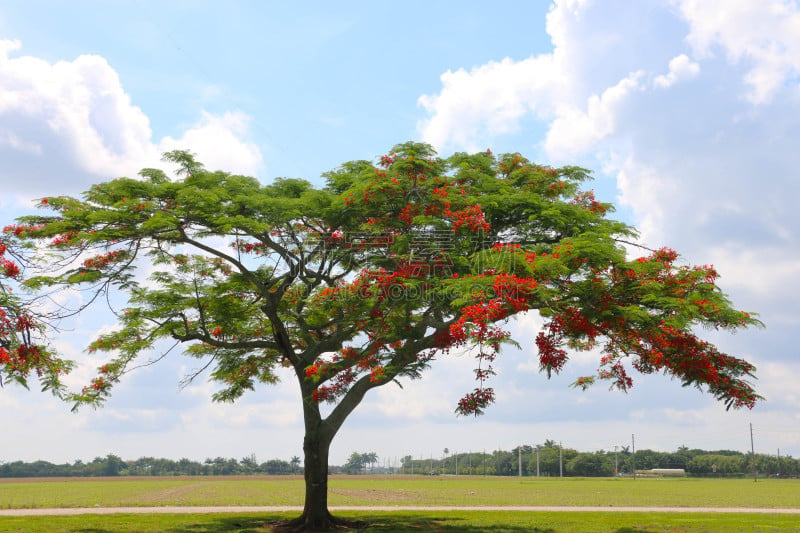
[2,506,799,516]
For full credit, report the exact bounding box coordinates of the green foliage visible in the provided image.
[4,143,761,413]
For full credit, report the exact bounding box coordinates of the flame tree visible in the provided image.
[4,142,761,530]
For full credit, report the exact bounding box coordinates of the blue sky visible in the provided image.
[1,0,799,466]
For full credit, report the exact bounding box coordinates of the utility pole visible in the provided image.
[614,445,619,476]
[455,451,458,476]
[632,434,636,480]
[750,423,757,482]
[483,449,486,476]
[559,442,563,478]
[536,446,540,477]
[518,446,522,477]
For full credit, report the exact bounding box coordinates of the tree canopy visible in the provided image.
[2,142,761,530]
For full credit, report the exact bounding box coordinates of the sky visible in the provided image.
[1,0,799,467]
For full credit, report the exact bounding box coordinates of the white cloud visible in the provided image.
[416,1,681,159]
[0,40,263,199]
[654,54,700,88]
[613,157,673,243]
[544,71,643,160]
[417,55,566,151]
[676,0,800,103]
[0,39,156,185]
[159,111,263,176]
[416,0,597,152]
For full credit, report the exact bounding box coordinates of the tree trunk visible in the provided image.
[285,365,379,530]
[285,389,346,531]
[294,423,334,529]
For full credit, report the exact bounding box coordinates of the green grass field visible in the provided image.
[1,510,799,532]
[1,475,797,509]
[0,476,798,532]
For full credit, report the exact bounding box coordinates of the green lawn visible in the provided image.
[0,475,797,509]
[1,510,799,532]
[1,476,798,532]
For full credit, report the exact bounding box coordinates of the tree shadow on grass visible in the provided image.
[207,514,556,532]
[201,517,665,533]
[66,514,555,532]
[29,514,662,533]
[60,513,571,533]
[363,515,555,532]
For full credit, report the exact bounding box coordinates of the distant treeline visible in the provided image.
[2,442,798,478]
[394,441,800,478]
[0,453,301,478]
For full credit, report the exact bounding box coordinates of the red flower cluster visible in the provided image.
[1,258,19,278]
[570,190,609,214]
[3,224,44,237]
[82,250,130,270]
[535,332,568,376]
[445,205,490,233]
[456,387,495,416]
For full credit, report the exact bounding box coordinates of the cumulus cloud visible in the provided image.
[159,111,263,176]
[417,55,566,151]
[418,0,800,161]
[653,54,700,88]
[613,157,673,243]
[544,71,644,160]
[416,1,694,159]
[0,39,155,191]
[416,0,592,152]
[676,0,800,103]
[0,40,263,200]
